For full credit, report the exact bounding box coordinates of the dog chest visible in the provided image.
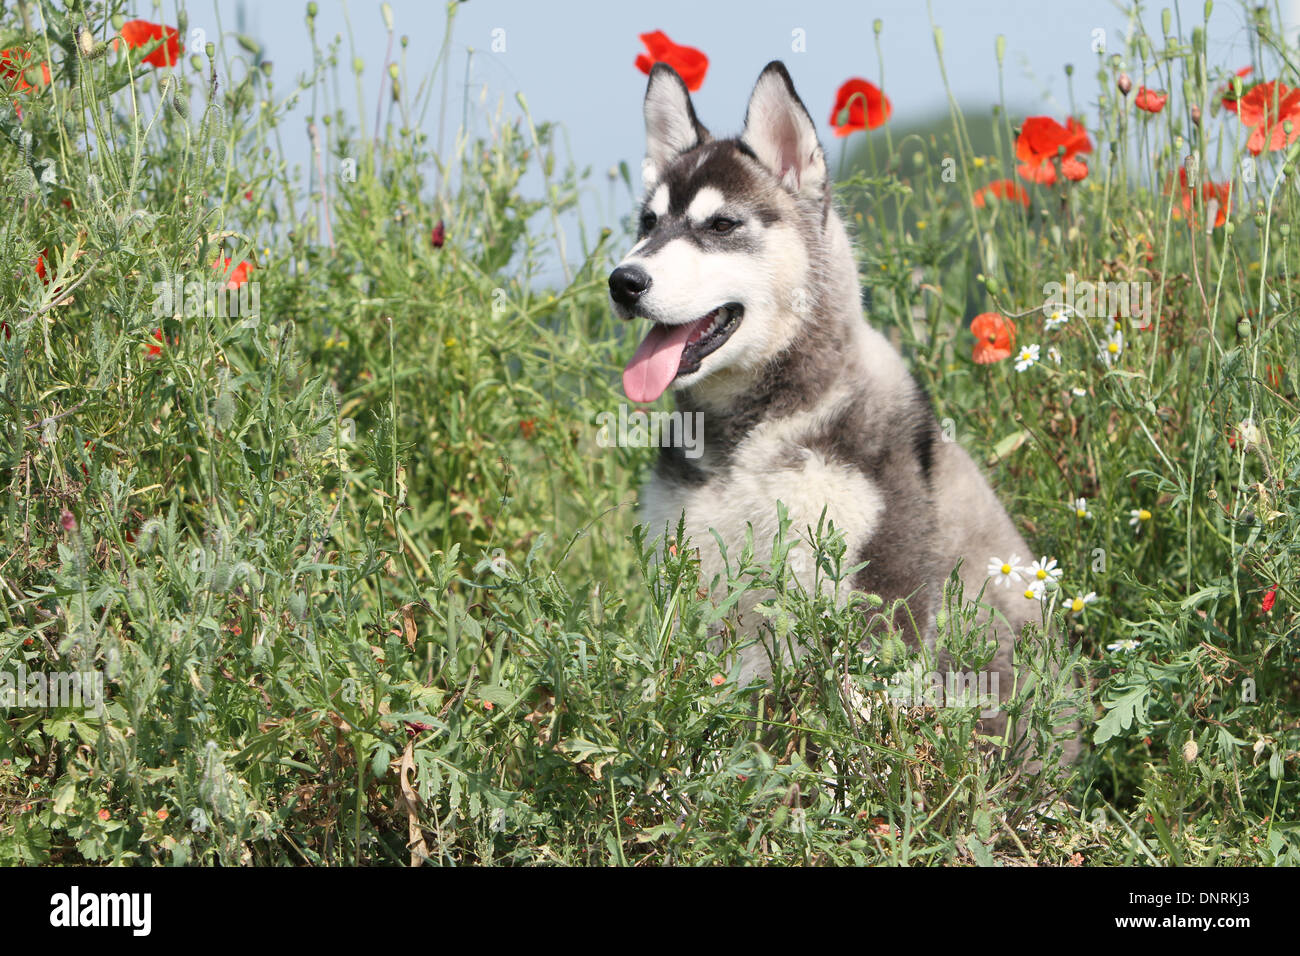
[640,439,885,592]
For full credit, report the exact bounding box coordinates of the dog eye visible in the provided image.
[709,217,739,234]
[639,211,657,233]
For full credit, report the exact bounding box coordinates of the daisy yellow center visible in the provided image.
[1076,508,1087,517]
[1000,563,1012,575]
[1036,569,1047,580]
[1023,589,1037,600]
[1139,509,1151,521]
[1071,598,1084,612]
[1108,342,1120,354]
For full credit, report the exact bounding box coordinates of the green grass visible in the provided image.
[0,1,1296,865]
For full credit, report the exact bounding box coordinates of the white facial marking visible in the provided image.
[641,156,659,189]
[648,184,670,217]
[686,186,726,226]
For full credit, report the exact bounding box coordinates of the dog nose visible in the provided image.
[608,264,651,309]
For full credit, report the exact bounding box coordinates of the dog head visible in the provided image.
[610,61,834,405]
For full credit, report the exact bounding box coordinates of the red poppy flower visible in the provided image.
[634,31,708,92]
[0,48,51,92]
[1220,67,1255,113]
[519,418,537,440]
[1236,81,1300,155]
[1015,116,1092,184]
[970,312,1015,364]
[829,78,892,136]
[146,328,164,360]
[120,20,182,69]
[213,257,253,289]
[972,179,1030,208]
[1262,584,1277,613]
[1171,167,1230,229]
[97,809,111,822]
[431,219,445,248]
[1133,87,1167,113]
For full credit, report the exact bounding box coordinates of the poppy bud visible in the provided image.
[1237,316,1251,338]
[431,220,445,248]
[1182,739,1199,762]
[75,24,95,56]
[1190,103,1201,125]
[1117,73,1132,95]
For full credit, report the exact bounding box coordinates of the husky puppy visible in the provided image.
[609,61,1074,763]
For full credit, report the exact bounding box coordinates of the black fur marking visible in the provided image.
[910,383,939,483]
[654,444,709,486]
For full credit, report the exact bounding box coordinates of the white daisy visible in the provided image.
[1045,308,1070,331]
[1069,592,1098,615]
[987,555,1024,589]
[1014,344,1041,372]
[1023,556,1063,588]
[1073,497,1091,519]
[1099,330,1124,366]
[1107,637,1139,652]
[1021,581,1047,603]
[1129,507,1152,532]
[1047,346,1062,365]
[1071,386,1087,397]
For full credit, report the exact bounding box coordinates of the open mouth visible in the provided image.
[622,303,745,403]
[678,303,744,374]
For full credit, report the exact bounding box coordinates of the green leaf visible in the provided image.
[1093,682,1150,744]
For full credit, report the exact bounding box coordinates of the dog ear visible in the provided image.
[741,61,826,199]
[643,64,710,186]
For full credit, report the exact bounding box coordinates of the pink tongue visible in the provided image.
[622,319,701,403]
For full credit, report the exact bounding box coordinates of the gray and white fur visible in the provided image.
[608,61,1076,764]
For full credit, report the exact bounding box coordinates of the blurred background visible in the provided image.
[198,0,1300,273]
